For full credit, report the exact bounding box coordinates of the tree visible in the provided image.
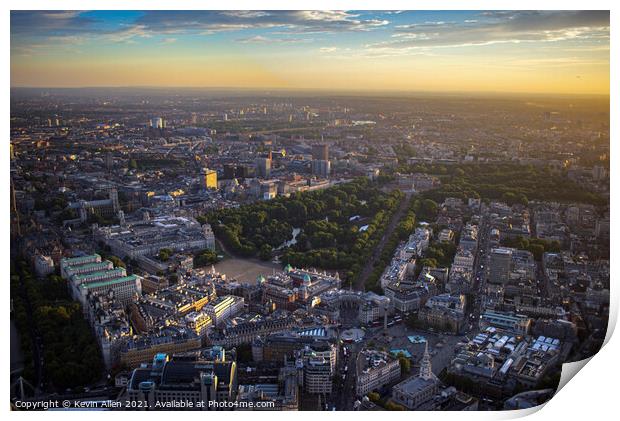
[259,244,273,261]
[108,255,126,268]
[158,248,171,261]
[398,354,411,376]
[417,199,438,221]
[385,401,406,411]
[367,392,381,403]
[194,249,219,267]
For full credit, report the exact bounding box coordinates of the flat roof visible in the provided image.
[81,275,137,289]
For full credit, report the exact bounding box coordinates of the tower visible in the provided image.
[419,342,433,380]
[105,152,114,172]
[109,188,120,213]
[312,143,329,161]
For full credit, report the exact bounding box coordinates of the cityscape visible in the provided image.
[9,10,610,412]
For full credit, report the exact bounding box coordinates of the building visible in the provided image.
[96,216,215,260]
[391,344,439,409]
[299,343,337,395]
[418,294,466,334]
[312,144,329,161]
[384,273,438,313]
[210,311,298,348]
[438,229,454,243]
[255,157,271,178]
[79,274,141,306]
[489,248,513,285]
[203,295,245,326]
[253,327,335,364]
[34,254,55,277]
[67,188,120,222]
[126,352,237,409]
[480,310,532,336]
[184,311,213,336]
[61,253,141,306]
[202,168,218,190]
[356,350,401,397]
[237,365,299,410]
[120,328,202,368]
[150,117,164,129]
[140,275,170,294]
[449,327,562,398]
[60,254,102,278]
[318,290,390,326]
[311,159,331,177]
[249,179,278,200]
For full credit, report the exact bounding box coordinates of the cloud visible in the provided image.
[11,10,610,61]
[106,24,152,43]
[368,10,609,53]
[124,10,389,36]
[10,11,98,36]
[235,35,312,44]
[236,35,270,43]
[11,10,391,51]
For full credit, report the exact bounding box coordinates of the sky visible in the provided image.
[10,10,610,94]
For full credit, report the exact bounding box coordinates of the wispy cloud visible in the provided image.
[367,10,609,54]
[106,24,152,43]
[130,10,389,36]
[235,35,312,44]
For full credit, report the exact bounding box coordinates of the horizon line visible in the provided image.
[10,85,611,98]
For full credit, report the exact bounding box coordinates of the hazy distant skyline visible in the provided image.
[10,10,610,95]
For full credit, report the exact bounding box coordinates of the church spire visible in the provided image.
[419,341,433,380]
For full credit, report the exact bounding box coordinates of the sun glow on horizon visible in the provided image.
[10,10,610,95]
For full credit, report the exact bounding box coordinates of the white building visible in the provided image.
[356,350,401,396]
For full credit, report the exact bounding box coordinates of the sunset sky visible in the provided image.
[10,10,610,94]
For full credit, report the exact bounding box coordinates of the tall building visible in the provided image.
[109,188,120,213]
[300,343,337,395]
[202,168,218,189]
[223,164,236,180]
[489,248,513,285]
[311,160,330,178]
[150,117,164,129]
[255,157,271,178]
[105,152,114,171]
[312,144,329,161]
